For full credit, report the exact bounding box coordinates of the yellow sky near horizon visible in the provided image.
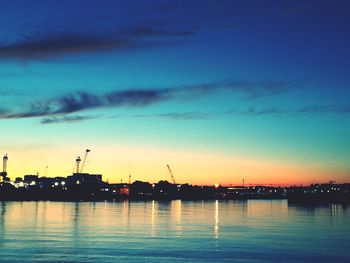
[3,144,347,186]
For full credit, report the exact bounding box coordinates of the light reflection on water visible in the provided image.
[0,200,349,262]
[214,200,219,239]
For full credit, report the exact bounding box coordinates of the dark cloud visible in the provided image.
[0,81,288,120]
[5,101,52,118]
[0,34,136,59]
[40,115,95,124]
[3,101,350,125]
[0,25,196,60]
[182,81,287,99]
[10,82,350,124]
[55,92,103,113]
[105,89,171,107]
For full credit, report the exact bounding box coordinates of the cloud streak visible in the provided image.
[233,106,350,116]
[0,81,288,119]
[296,105,350,114]
[131,112,213,120]
[4,80,348,125]
[0,34,138,59]
[0,26,195,60]
[235,107,287,116]
[116,105,350,122]
[40,115,96,124]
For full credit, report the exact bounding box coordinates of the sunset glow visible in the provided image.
[0,0,349,186]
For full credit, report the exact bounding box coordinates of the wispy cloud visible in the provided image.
[237,107,287,116]
[0,34,137,59]
[5,103,350,125]
[296,105,350,114]
[5,81,348,125]
[232,105,350,116]
[0,25,196,60]
[40,115,96,124]
[0,81,288,120]
[131,112,213,120]
[122,104,350,122]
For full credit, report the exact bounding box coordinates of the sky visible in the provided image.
[0,0,349,186]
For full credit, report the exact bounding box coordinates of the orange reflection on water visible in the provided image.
[214,200,219,239]
[151,200,156,237]
[171,200,182,236]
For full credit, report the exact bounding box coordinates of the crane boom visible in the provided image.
[166,164,176,184]
[80,149,91,173]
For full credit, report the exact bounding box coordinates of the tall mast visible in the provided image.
[3,154,8,173]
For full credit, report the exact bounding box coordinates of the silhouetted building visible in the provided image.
[67,173,102,187]
[24,174,39,186]
[130,181,153,199]
[15,177,22,183]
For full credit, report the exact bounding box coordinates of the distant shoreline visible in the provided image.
[1,173,349,204]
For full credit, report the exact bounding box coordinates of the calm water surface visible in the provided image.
[0,200,349,262]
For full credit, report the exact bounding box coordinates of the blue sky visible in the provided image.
[0,0,349,184]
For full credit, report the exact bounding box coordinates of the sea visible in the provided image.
[0,200,349,262]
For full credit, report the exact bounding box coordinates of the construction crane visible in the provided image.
[2,154,8,174]
[166,164,176,184]
[80,149,91,173]
[75,156,81,174]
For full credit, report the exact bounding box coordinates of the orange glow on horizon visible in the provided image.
[4,144,349,186]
